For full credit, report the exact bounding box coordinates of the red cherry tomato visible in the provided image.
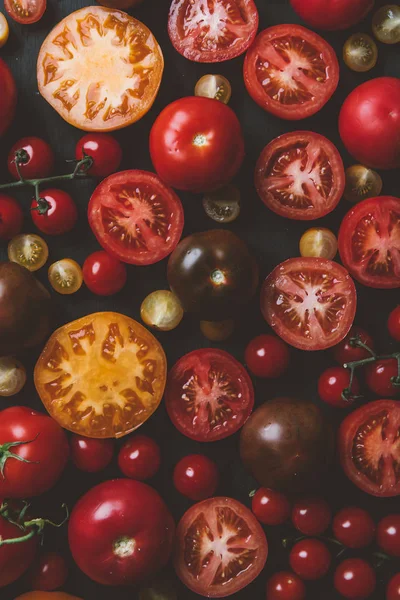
[29,552,68,591]
[318,367,360,408]
[365,359,400,398]
[75,134,122,178]
[0,194,23,241]
[339,78,400,170]
[333,326,374,365]
[68,479,175,586]
[0,58,17,137]
[173,454,219,501]
[118,435,161,481]
[334,559,376,599]
[245,334,290,378]
[168,0,259,63]
[0,512,37,587]
[266,571,306,600]
[244,25,339,120]
[290,0,374,30]
[8,137,54,180]
[31,189,78,236]
[82,251,127,296]
[291,497,331,536]
[149,97,245,193]
[377,515,400,557]
[387,574,400,600]
[289,538,331,580]
[4,0,46,24]
[70,435,114,473]
[388,307,400,342]
[333,507,375,549]
[252,487,290,526]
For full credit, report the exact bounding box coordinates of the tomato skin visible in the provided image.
[318,367,360,408]
[75,134,122,178]
[29,552,68,591]
[289,539,331,580]
[118,435,161,481]
[31,189,78,236]
[0,194,24,241]
[290,0,374,30]
[70,435,114,473]
[387,574,400,600]
[339,78,400,170]
[266,572,306,600]
[4,0,46,24]
[388,307,400,342]
[333,507,375,548]
[173,454,218,501]
[0,58,16,137]
[82,251,127,296]
[334,558,376,599]
[0,514,37,587]
[0,406,69,498]
[8,137,55,180]
[365,359,399,398]
[291,497,331,536]
[377,515,400,557]
[15,594,82,600]
[150,97,245,193]
[251,487,290,526]
[245,335,290,378]
[333,327,374,364]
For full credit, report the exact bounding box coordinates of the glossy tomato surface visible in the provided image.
[0,58,16,137]
[31,189,78,236]
[7,137,54,180]
[0,514,37,587]
[290,0,374,30]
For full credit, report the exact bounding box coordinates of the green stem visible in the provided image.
[0,435,40,478]
[0,528,36,546]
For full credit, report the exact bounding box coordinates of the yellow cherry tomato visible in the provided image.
[343,33,378,72]
[299,228,338,260]
[141,290,183,331]
[0,357,26,396]
[344,165,383,203]
[373,5,400,44]
[48,259,83,295]
[195,74,232,104]
[0,13,9,48]
[8,233,49,272]
[203,185,241,223]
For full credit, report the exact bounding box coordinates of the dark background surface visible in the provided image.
[0,0,399,598]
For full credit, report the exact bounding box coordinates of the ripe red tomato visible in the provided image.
[0,406,69,498]
[0,194,23,241]
[318,367,360,408]
[339,78,400,170]
[333,326,374,365]
[8,137,54,180]
[377,515,400,557]
[68,479,175,586]
[165,348,254,442]
[31,189,78,236]
[70,435,114,473]
[149,97,244,193]
[291,497,331,536]
[255,132,345,220]
[266,572,306,600]
[261,258,357,351]
[388,307,400,342]
[333,507,375,549]
[4,0,46,24]
[251,487,290,526]
[0,58,17,137]
[245,334,290,378]
[244,25,339,120]
[387,574,400,600]
[334,559,376,599]
[0,512,37,587]
[338,196,400,289]
[174,497,267,597]
[289,539,331,580]
[290,0,374,30]
[75,134,122,178]
[168,0,259,62]
[82,251,127,296]
[173,454,219,501]
[365,359,400,397]
[339,400,400,497]
[88,170,184,265]
[29,552,68,591]
[118,435,161,481]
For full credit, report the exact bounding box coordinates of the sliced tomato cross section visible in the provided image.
[34,312,167,439]
[174,497,268,597]
[338,196,400,289]
[255,131,345,220]
[261,257,357,351]
[244,24,339,120]
[165,349,254,442]
[168,0,259,63]
[37,6,164,131]
[88,170,184,265]
[5,0,46,25]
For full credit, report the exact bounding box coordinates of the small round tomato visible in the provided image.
[387,574,400,600]
[8,137,54,180]
[373,5,400,44]
[365,359,399,397]
[289,539,331,580]
[0,58,17,137]
[334,559,376,599]
[31,189,78,236]
[344,165,383,204]
[175,497,267,597]
[118,435,161,481]
[168,0,259,63]
[150,97,245,193]
[75,134,122,178]
[333,507,375,548]
[318,367,360,408]
[29,552,68,591]
[299,228,338,260]
[5,0,46,24]
[339,78,400,170]
[88,170,184,266]
[333,326,374,365]
[82,251,127,296]
[251,487,290,526]
[245,335,290,379]
[173,454,219,501]
[255,132,345,220]
[0,357,26,397]
[290,0,374,30]
[48,259,83,295]
[388,307,400,342]
[291,497,331,536]
[0,194,23,241]
[377,515,400,557]
[202,185,241,224]
[140,290,183,332]
[244,25,339,120]
[0,13,9,48]
[70,435,114,473]
[343,33,378,73]
[339,400,400,497]
[165,348,254,442]
[266,572,306,600]
[195,75,232,104]
[0,513,37,587]
[261,258,357,351]
[8,233,49,272]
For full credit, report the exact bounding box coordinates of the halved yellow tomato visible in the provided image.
[34,312,167,438]
[36,6,163,131]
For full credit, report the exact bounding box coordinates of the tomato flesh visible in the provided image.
[4,0,46,25]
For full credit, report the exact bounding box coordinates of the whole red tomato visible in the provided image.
[0,194,24,241]
[0,512,37,587]
[149,97,245,193]
[31,189,78,235]
[0,58,17,137]
[68,479,175,586]
[290,0,374,30]
[0,406,69,498]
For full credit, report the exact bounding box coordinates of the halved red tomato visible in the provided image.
[261,257,357,351]
[88,170,184,265]
[255,131,345,220]
[244,24,339,120]
[339,400,400,497]
[174,497,268,597]
[165,349,254,442]
[0,59,17,137]
[168,0,259,63]
[338,196,400,289]
[5,0,46,24]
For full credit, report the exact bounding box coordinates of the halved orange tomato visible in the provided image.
[36,6,164,131]
[34,312,167,438]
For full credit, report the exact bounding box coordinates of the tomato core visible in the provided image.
[113,536,136,558]
[193,133,207,147]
